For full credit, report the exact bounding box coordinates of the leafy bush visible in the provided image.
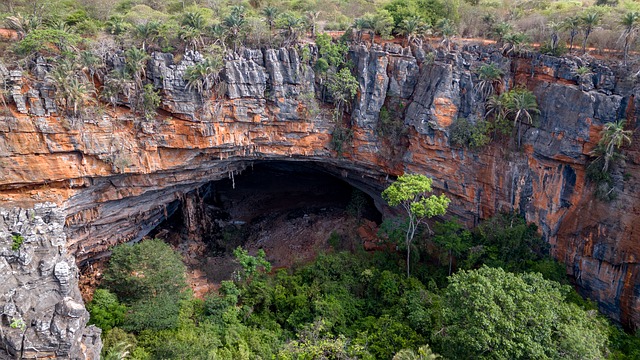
[102,238,188,332]
[140,84,160,120]
[466,213,549,272]
[87,289,126,331]
[15,28,81,55]
[10,233,24,251]
[449,118,491,149]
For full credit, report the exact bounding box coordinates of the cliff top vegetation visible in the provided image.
[3,0,640,65]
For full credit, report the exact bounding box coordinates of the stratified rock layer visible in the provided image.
[0,43,639,356]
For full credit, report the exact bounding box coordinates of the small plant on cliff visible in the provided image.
[183,55,224,101]
[10,318,26,331]
[330,123,354,156]
[485,88,539,149]
[588,119,633,200]
[474,63,503,100]
[382,174,450,277]
[10,232,24,251]
[140,84,161,120]
[327,67,359,121]
[449,118,491,149]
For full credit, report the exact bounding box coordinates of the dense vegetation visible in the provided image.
[89,207,640,359]
[2,1,638,355]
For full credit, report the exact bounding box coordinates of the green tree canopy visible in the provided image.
[435,266,609,360]
[382,174,450,276]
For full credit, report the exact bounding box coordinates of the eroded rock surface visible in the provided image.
[1,43,640,356]
[0,203,101,359]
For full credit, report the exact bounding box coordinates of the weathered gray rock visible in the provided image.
[351,45,390,129]
[0,204,101,359]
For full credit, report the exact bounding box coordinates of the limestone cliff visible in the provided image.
[0,42,639,356]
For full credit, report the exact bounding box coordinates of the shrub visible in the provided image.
[102,238,188,331]
[10,233,24,251]
[87,289,127,332]
[449,118,491,149]
[140,84,160,120]
[15,28,81,55]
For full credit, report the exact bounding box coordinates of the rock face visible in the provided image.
[0,203,101,359]
[1,43,640,355]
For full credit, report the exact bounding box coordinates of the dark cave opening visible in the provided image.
[149,161,383,294]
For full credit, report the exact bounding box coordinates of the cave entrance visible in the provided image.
[151,161,382,296]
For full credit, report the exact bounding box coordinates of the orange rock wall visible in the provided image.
[1,45,639,330]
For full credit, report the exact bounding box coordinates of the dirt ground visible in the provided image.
[174,207,364,298]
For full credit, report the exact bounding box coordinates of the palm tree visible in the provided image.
[505,88,540,148]
[207,23,228,51]
[105,16,129,36]
[352,17,371,44]
[485,92,508,121]
[437,18,456,52]
[474,63,503,100]
[492,22,512,46]
[620,11,640,65]
[305,11,320,38]
[581,12,600,54]
[594,119,633,172]
[223,6,247,52]
[183,57,224,100]
[278,12,306,47]
[180,26,204,52]
[262,6,278,44]
[46,58,74,111]
[546,21,562,54]
[102,68,131,110]
[502,32,527,55]
[399,16,430,47]
[180,12,206,51]
[182,11,205,30]
[79,50,100,83]
[124,47,149,111]
[133,21,160,51]
[65,76,94,118]
[563,16,581,53]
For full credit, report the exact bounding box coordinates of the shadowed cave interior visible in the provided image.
[148,161,382,295]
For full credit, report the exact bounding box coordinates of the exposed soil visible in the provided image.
[173,209,363,298]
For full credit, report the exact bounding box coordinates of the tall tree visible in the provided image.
[563,16,581,54]
[435,266,609,360]
[437,18,456,52]
[223,5,246,52]
[262,5,278,44]
[581,12,600,54]
[620,11,640,65]
[382,174,450,277]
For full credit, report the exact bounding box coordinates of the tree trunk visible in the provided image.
[582,30,590,54]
